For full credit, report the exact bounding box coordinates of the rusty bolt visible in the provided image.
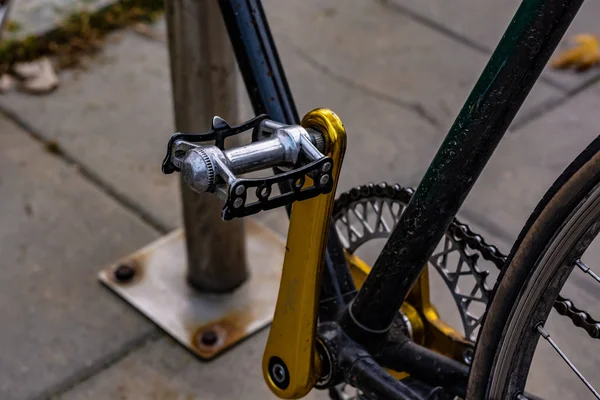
[113,263,136,282]
[200,329,219,346]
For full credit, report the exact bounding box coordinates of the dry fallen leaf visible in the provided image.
[13,60,43,79]
[19,57,59,94]
[0,73,15,93]
[552,34,600,71]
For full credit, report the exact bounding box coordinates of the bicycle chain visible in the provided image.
[555,295,600,338]
[333,182,600,339]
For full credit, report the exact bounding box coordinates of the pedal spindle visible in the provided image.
[162,114,331,220]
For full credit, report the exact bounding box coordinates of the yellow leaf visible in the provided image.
[552,34,600,71]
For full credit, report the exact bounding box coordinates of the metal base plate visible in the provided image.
[99,219,284,359]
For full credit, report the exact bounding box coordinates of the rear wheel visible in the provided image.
[468,136,600,399]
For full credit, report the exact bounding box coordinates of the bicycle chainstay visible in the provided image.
[333,182,600,339]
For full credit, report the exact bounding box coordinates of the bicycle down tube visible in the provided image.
[344,0,585,340]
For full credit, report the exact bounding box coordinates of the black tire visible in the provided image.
[467,135,600,399]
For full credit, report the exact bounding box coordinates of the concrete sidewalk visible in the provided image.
[0,0,599,399]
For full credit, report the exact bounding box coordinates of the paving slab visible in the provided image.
[0,113,158,400]
[387,0,600,91]
[0,30,180,230]
[464,87,600,242]
[7,0,113,41]
[262,0,561,129]
[592,80,600,97]
[58,334,326,400]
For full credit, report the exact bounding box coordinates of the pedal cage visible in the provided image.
[224,157,334,220]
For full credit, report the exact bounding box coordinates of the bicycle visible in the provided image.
[161,0,599,399]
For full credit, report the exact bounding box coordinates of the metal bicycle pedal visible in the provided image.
[162,114,332,220]
[163,109,348,398]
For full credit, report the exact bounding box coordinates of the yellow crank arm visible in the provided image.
[262,109,347,399]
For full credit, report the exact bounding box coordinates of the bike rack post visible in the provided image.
[166,0,248,292]
[99,0,285,360]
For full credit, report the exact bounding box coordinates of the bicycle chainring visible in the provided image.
[332,182,599,341]
[332,183,495,341]
[327,182,600,400]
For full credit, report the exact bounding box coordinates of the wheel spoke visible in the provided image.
[536,324,600,399]
[574,259,600,284]
[516,393,547,400]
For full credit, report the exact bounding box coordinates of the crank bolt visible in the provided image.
[272,364,286,383]
[200,329,219,347]
[268,357,290,389]
[235,185,245,195]
[322,162,332,173]
[319,175,330,186]
[113,263,136,282]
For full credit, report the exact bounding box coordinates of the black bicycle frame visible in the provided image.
[217,0,584,394]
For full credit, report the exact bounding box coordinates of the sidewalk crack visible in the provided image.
[0,104,170,235]
[28,330,162,400]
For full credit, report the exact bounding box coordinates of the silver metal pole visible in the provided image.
[165,0,248,292]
